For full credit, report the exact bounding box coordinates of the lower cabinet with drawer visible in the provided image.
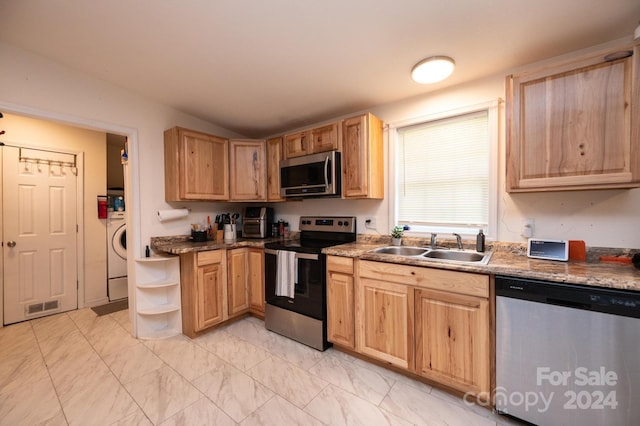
[180,248,265,338]
[327,256,491,398]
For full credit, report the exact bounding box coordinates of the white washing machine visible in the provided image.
[107,211,128,301]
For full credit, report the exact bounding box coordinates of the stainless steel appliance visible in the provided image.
[279,151,341,198]
[496,276,640,425]
[242,207,274,238]
[264,216,356,350]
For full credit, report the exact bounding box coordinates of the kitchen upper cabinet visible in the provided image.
[310,122,340,153]
[326,256,355,349]
[266,136,285,202]
[357,261,413,369]
[341,113,384,199]
[415,288,490,396]
[506,42,640,192]
[283,121,341,159]
[229,139,267,201]
[248,248,265,315]
[227,248,251,316]
[164,127,229,201]
[283,130,311,159]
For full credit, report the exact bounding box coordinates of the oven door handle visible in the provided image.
[264,249,319,261]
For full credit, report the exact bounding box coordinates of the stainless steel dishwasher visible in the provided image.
[496,275,640,426]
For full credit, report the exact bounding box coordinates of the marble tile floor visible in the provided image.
[0,308,524,425]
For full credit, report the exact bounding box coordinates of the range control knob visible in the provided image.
[338,221,343,226]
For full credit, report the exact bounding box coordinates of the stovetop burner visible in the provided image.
[264,215,357,254]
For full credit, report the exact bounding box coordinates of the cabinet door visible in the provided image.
[283,130,311,158]
[310,122,339,153]
[507,44,640,191]
[415,288,489,395]
[248,248,265,314]
[327,268,355,349]
[227,248,250,316]
[341,114,384,199]
[164,127,229,201]
[196,260,226,331]
[266,137,285,202]
[229,139,267,201]
[356,277,412,369]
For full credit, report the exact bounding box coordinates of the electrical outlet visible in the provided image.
[365,216,377,229]
[521,218,535,238]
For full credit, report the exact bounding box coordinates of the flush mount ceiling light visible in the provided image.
[411,56,455,84]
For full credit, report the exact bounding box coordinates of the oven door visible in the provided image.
[264,249,326,320]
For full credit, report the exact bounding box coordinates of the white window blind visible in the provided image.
[397,109,489,229]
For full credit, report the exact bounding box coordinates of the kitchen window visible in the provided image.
[390,100,499,238]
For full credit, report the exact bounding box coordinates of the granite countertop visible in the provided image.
[151,234,639,291]
[323,238,640,292]
[151,235,285,255]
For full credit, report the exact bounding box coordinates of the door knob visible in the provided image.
[7,241,16,247]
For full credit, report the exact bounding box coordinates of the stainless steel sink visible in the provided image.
[369,246,492,264]
[423,249,491,264]
[371,246,428,256]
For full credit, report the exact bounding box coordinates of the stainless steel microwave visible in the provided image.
[280,151,341,198]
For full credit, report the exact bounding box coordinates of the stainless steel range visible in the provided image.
[264,216,356,350]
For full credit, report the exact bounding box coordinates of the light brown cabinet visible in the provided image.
[357,274,412,369]
[415,288,489,395]
[283,122,341,159]
[180,248,264,337]
[266,137,285,202]
[229,139,267,201]
[345,259,490,397]
[181,250,227,336]
[310,122,340,153]
[164,127,229,201]
[248,248,265,315]
[506,42,640,192]
[227,248,251,316]
[283,130,311,158]
[326,256,356,349]
[341,113,384,199]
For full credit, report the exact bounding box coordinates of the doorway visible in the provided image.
[0,111,114,326]
[2,146,79,324]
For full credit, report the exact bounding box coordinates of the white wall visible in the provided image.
[1,35,638,259]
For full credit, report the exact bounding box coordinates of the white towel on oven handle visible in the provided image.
[275,250,296,298]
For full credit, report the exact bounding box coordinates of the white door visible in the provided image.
[3,146,78,325]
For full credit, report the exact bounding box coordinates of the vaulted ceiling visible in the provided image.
[1,0,639,137]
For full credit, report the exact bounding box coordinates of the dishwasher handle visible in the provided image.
[546,297,591,311]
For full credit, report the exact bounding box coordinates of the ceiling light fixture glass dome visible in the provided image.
[411,56,455,84]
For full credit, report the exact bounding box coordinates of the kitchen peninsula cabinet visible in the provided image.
[180,248,264,337]
[266,136,285,202]
[247,248,265,315]
[180,250,227,337]
[227,248,251,316]
[341,113,384,199]
[327,256,356,349]
[164,127,229,201]
[229,139,267,201]
[506,41,640,192]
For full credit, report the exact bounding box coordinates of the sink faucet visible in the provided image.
[430,233,437,248]
[453,233,463,250]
